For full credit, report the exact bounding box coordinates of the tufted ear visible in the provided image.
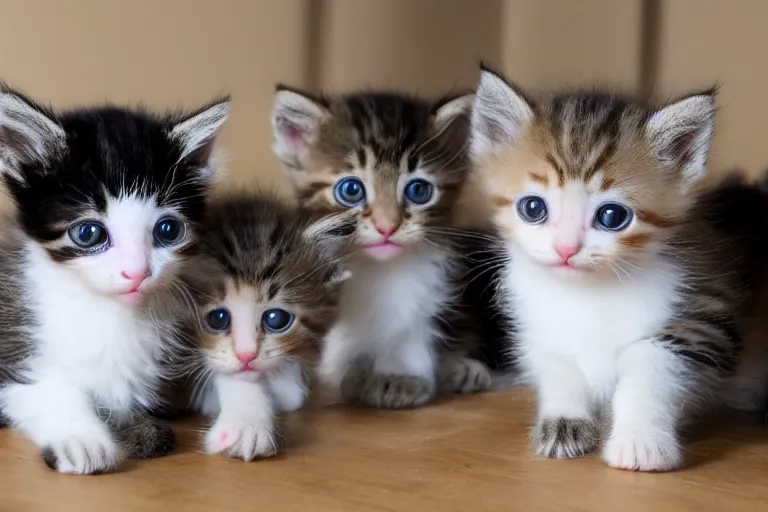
[470,65,534,160]
[271,85,330,170]
[432,93,474,151]
[645,91,716,185]
[302,210,356,286]
[168,97,230,179]
[0,84,66,182]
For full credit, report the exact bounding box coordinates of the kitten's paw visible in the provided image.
[353,374,436,409]
[40,430,118,475]
[531,417,601,459]
[124,419,176,459]
[438,357,492,394]
[602,428,683,472]
[205,415,279,462]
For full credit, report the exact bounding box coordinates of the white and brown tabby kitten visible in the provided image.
[0,85,229,474]
[469,66,768,471]
[148,194,353,460]
[270,88,501,409]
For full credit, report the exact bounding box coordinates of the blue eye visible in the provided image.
[595,203,633,231]
[404,179,434,205]
[153,216,186,247]
[333,177,366,207]
[68,221,108,248]
[206,308,231,333]
[516,195,548,224]
[261,309,294,334]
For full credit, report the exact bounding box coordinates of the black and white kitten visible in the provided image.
[0,85,229,474]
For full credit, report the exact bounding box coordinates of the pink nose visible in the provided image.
[374,222,400,237]
[121,270,150,288]
[236,352,257,365]
[554,243,581,261]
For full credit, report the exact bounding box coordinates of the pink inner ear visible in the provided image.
[283,124,308,153]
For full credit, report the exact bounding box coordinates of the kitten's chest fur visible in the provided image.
[338,245,452,345]
[508,250,681,394]
[25,243,161,414]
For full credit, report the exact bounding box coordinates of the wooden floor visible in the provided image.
[1,389,766,512]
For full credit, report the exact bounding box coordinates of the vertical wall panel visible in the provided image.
[501,0,644,92]
[0,0,311,192]
[317,0,503,95]
[655,0,768,178]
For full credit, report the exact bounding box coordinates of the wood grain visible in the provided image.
[0,390,766,512]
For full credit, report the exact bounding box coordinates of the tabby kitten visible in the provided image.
[469,66,767,471]
[270,88,497,409]
[148,194,353,461]
[0,84,228,474]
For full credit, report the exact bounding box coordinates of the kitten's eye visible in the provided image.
[516,196,548,224]
[153,216,186,247]
[68,221,108,249]
[333,177,366,207]
[206,308,231,333]
[404,179,434,205]
[261,308,294,334]
[595,203,633,231]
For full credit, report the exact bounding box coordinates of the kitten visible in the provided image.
[271,87,504,409]
[0,84,229,474]
[147,194,354,461]
[468,66,768,471]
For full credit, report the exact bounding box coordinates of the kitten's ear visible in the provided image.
[0,85,66,180]
[302,211,356,286]
[646,91,716,184]
[470,66,534,159]
[432,93,473,150]
[168,97,230,176]
[271,85,330,169]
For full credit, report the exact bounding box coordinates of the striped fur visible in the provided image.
[470,66,767,472]
[146,193,354,460]
[272,87,510,409]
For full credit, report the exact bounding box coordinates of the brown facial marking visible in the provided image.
[599,177,615,191]
[636,209,676,228]
[298,180,334,204]
[546,154,566,187]
[620,232,652,249]
[528,173,548,186]
[492,196,514,209]
[583,139,617,183]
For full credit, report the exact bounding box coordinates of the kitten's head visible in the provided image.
[184,195,353,381]
[271,87,472,261]
[469,67,716,279]
[0,84,229,303]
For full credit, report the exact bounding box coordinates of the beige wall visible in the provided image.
[0,0,765,195]
[655,0,768,178]
[502,0,644,92]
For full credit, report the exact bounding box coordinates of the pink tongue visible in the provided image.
[364,243,403,260]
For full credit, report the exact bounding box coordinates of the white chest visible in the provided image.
[25,248,161,413]
[507,252,681,393]
[337,246,451,343]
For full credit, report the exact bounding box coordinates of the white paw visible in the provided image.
[602,428,683,472]
[205,415,278,461]
[41,427,118,475]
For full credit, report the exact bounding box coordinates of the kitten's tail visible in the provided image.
[699,170,768,290]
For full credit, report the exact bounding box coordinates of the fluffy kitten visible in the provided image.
[270,87,504,409]
[0,84,229,474]
[147,194,353,460]
[469,66,768,471]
